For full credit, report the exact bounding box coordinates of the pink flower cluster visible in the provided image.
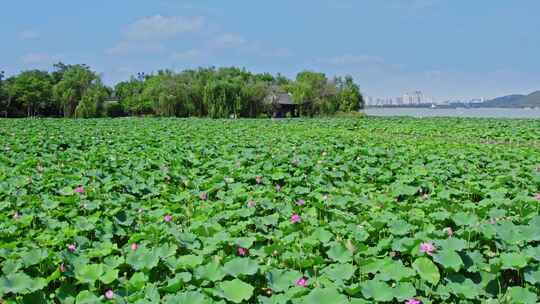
[406,298,421,304]
[199,192,208,201]
[290,214,301,224]
[74,186,84,194]
[295,277,308,287]
[104,290,114,299]
[419,242,436,256]
[237,247,248,257]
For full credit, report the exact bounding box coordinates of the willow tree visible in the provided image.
[74,81,109,118]
[142,71,194,117]
[53,65,98,117]
[204,80,242,118]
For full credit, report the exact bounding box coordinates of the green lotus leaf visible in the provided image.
[433,249,464,271]
[266,268,303,292]
[327,243,353,263]
[361,280,394,302]
[0,273,47,295]
[320,263,356,282]
[500,252,528,269]
[506,287,537,304]
[223,258,259,277]
[74,290,100,304]
[195,262,226,281]
[126,247,160,270]
[303,288,349,304]
[214,279,254,303]
[162,291,213,304]
[412,257,440,285]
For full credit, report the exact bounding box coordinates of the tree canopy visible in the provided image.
[0,63,365,118]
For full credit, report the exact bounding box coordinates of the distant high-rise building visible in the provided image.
[401,90,427,105]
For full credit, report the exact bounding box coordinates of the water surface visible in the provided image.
[364,108,540,119]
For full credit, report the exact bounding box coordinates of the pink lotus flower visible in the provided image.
[199,192,208,201]
[295,277,308,287]
[237,247,248,256]
[290,214,301,224]
[535,193,540,202]
[255,175,262,184]
[406,298,421,304]
[67,244,76,252]
[104,290,114,300]
[130,243,138,251]
[296,199,305,206]
[246,200,256,208]
[164,214,172,222]
[74,186,84,194]
[444,227,453,237]
[419,242,435,256]
[59,263,65,273]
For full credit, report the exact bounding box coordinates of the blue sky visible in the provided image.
[2,0,540,100]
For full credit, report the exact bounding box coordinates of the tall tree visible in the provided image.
[53,65,98,117]
[0,70,6,116]
[289,71,335,116]
[6,70,54,117]
[115,76,148,115]
[142,71,195,117]
[75,80,109,118]
[338,76,364,111]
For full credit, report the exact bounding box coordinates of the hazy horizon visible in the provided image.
[2,0,540,101]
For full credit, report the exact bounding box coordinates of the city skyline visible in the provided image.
[365,90,489,106]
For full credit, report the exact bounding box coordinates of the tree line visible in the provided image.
[0,63,364,118]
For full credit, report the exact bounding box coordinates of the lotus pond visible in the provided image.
[1,117,540,303]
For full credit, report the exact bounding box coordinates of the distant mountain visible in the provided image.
[482,91,540,108]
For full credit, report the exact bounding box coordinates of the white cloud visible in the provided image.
[207,34,293,58]
[106,41,165,55]
[19,30,39,40]
[170,49,201,61]
[318,54,385,66]
[126,15,205,41]
[210,33,247,49]
[389,0,440,11]
[107,15,204,56]
[20,53,61,64]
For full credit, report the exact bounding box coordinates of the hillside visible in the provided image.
[483,91,540,108]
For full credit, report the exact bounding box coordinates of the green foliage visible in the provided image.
[2,64,364,118]
[1,117,538,303]
[5,70,54,116]
[74,81,109,118]
[53,64,99,117]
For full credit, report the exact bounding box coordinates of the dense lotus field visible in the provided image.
[1,117,540,304]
